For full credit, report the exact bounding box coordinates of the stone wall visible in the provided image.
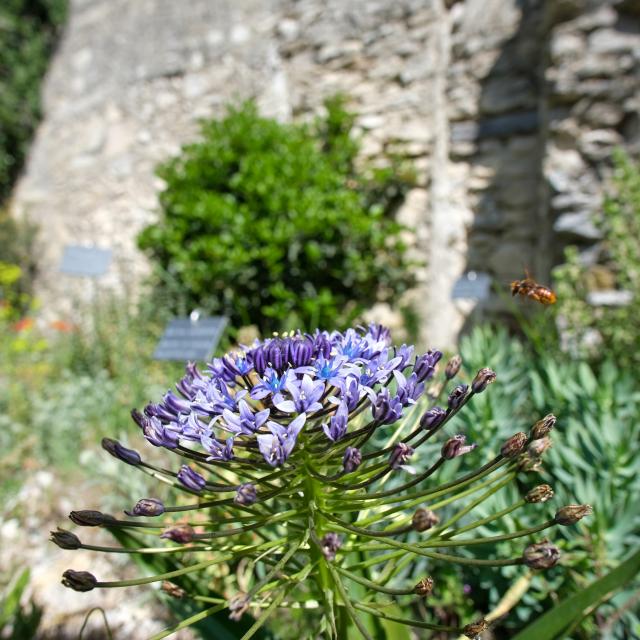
[11,0,640,348]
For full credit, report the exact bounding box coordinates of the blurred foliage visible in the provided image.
[0,569,42,640]
[138,97,417,336]
[0,0,68,203]
[0,293,181,504]
[0,209,39,317]
[553,150,640,366]
[455,324,640,639]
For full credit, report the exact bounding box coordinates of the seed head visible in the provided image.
[531,414,556,440]
[412,508,439,532]
[69,510,117,527]
[463,618,488,638]
[471,368,496,393]
[501,432,528,458]
[62,570,97,592]
[523,540,560,569]
[414,576,434,597]
[445,355,462,380]
[555,504,592,526]
[50,529,82,550]
[525,484,554,503]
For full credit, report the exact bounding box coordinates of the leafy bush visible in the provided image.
[138,98,416,335]
[553,150,640,366]
[0,0,67,203]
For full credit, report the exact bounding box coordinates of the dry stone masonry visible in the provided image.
[11,0,640,347]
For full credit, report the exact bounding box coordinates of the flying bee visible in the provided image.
[510,270,557,305]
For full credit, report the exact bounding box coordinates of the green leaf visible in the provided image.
[512,546,640,640]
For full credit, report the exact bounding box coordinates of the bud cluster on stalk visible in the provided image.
[54,324,591,639]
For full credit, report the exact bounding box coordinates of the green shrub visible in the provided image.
[0,0,67,203]
[138,98,416,335]
[553,150,640,366]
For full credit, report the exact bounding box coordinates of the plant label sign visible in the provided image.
[59,245,112,277]
[451,271,492,301]
[154,315,228,362]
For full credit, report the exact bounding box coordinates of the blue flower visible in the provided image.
[250,368,293,400]
[177,465,206,491]
[201,433,234,461]
[322,402,349,442]
[257,414,306,466]
[275,375,325,414]
[222,400,270,436]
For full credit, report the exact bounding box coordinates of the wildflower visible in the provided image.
[420,406,446,431]
[177,466,206,492]
[342,446,362,473]
[234,483,257,506]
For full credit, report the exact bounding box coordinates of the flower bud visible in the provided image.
[177,465,206,492]
[444,355,462,380]
[161,581,186,599]
[531,414,556,440]
[50,529,82,550]
[500,432,528,458]
[412,508,439,532]
[528,436,552,457]
[463,618,488,638]
[160,524,195,543]
[342,447,362,473]
[320,532,342,561]
[523,540,560,569]
[441,434,476,459]
[228,592,250,621]
[447,384,468,410]
[125,498,165,517]
[419,406,446,431]
[69,510,117,527]
[234,483,257,506]
[525,484,554,503]
[62,570,97,592]
[471,368,496,393]
[555,504,592,526]
[101,438,141,466]
[389,443,414,469]
[414,576,434,597]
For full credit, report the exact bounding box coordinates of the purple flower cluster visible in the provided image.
[133,326,442,468]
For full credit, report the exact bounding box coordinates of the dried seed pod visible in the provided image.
[414,576,434,597]
[445,355,462,380]
[162,581,186,599]
[555,504,593,526]
[471,368,496,393]
[531,414,556,440]
[69,510,117,527]
[523,540,560,569]
[528,436,552,457]
[501,432,528,458]
[525,484,554,503]
[463,618,488,638]
[62,570,97,592]
[160,524,195,543]
[50,529,82,550]
[412,508,440,532]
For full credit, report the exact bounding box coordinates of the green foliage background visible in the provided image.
[0,0,67,203]
[138,98,416,336]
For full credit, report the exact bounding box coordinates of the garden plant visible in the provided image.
[54,324,592,639]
